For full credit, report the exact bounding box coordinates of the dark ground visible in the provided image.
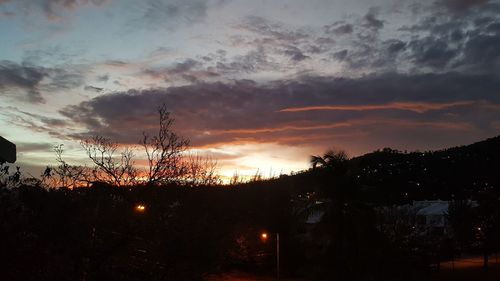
[430,255,500,281]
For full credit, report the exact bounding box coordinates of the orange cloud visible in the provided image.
[278,101,475,113]
[187,117,476,151]
[208,122,352,135]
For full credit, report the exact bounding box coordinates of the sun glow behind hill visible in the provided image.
[1,0,500,182]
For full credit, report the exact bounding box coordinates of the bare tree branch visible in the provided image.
[141,104,190,186]
[81,136,138,187]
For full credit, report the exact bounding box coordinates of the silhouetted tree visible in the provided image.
[42,144,89,188]
[0,162,21,188]
[182,153,221,186]
[446,200,475,252]
[141,104,189,186]
[229,171,243,185]
[141,104,220,186]
[307,149,384,280]
[81,136,138,187]
[475,199,500,270]
[310,149,349,170]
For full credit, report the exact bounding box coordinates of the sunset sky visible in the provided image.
[1,0,500,179]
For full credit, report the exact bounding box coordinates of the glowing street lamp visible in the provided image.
[135,204,146,212]
[260,232,280,281]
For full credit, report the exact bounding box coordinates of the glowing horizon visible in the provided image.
[1,0,500,181]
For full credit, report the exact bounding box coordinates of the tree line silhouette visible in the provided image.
[38,104,220,189]
[2,109,500,280]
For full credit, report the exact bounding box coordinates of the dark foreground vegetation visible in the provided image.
[1,135,500,281]
[0,181,421,281]
[0,184,291,281]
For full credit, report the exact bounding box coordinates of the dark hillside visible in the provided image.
[273,135,500,204]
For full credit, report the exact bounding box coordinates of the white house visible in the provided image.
[414,200,449,230]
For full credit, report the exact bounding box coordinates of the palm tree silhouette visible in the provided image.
[310,149,349,170]
[306,149,378,280]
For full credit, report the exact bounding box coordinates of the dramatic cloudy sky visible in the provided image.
[1,0,500,179]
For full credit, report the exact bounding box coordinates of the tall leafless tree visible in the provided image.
[81,136,138,187]
[76,104,219,187]
[43,144,89,188]
[182,153,221,186]
[141,104,190,186]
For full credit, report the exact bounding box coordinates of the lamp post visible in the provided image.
[261,232,280,281]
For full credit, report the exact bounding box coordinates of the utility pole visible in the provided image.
[260,232,281,281]
[276,232,280,281]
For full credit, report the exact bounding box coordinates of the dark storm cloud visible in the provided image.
[459,24,500,72]
[38,0,108,19]
[197,49,227,63]
[17,142,54,153]
[168,59,201,73]
[386,40,406,54]
[324,22,353,35]
[0,0,109,20]
[0,60,85,103]
[307,37,336,54]
[0,11,14,17]
[96,74,109,82]
[141,0,206,28]
[45,67,85,90]
[0,61,45,87]
[215,47,280,74]
[84,85,104,92]
[332,50,348,61]
[142,58,220,83]
[408,36,459,68]
[239,16,309,44]
[18,110,69,128]
[325,2,500,73]
[2,107,70,140]
[143,58,199,77]
[25,91,45,103]
[0,61,47,103]
[103,60,129,67]
[129,0,230,31]
[22,46,81,65]
[362,8,384,31]
[283,46,310,62]
[234,16,314,65]
[321,8,390,70]
[59,73,500,149]
[403,6,500,72]
[438,0,491,12]
[233,10,387,70]
[331,43,379,70]
[350,7,385,47]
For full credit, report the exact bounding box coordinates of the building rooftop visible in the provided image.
[0,136,16,163]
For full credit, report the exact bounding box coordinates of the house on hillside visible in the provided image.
[378,200,478,236]
[291,193,331,263]
[414,200,450,234]
[292,192,328,225]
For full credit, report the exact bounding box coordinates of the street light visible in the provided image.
[261,232,280,281]
[135,204,146,212]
